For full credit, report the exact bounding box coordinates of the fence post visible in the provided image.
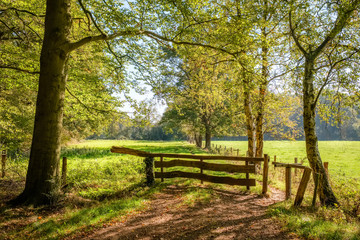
[1,150,6,178]
[294,157,298,177]
[230,147,233,156]
[262,154,269,195]
[294,168,312,207]
[245,159,250,190]
[160,156,164,182]
[144,156,155,186]
[237,149,239,156]
[200,159,203,184]
[285,166,292,199]
[61,157,67,186]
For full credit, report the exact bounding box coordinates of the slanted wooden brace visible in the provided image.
[273,161,313,207]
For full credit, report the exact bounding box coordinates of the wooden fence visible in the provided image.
[211,144,241,156]
[111,146,270,194]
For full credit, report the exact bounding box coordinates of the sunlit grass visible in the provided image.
[2,140,359,239]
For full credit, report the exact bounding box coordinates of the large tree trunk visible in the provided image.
[10,0,71,206]
[303,57,338,206]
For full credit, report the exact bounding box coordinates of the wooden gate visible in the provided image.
[111,146,269,194]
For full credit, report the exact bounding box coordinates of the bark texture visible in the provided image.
[243,77,256,157]
[11,0,72,205]
[303,57,338,206]
[204,125,211,150]
[255,30,269,158]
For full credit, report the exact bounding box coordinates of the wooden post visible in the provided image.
[160,156,164,182]
[324,162,329,177]
[294,157,298,177]
[294,168,312,207]
[274,155,276,162]
[246,160,250,190]
[144,156,155,186]
[61,157,67,185]
[1,150,6,178]
[285,167,292,199]
[262,154,269,195]
[200,159,203,184]
[230,147,233,156]
[237,149,239,156]
[312,172,320,208]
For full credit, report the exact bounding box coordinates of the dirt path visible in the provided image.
[82,185,299,240]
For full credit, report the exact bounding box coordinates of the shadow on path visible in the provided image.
[83,185,299,240]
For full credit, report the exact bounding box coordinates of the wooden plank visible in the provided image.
[154,160,256,173]
[262,154,269,195]
[272,162,310,170]
[155,171,256,186]
[111,146,151,157]
[285,167,292,199]
[111,146,264,162]
[294,168,312,207]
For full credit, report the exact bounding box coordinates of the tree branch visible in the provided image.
[65,86,115,114]
[0,7,45,17]
[67,30,141,52]
[313,48,360,106]
[0,65,39,74]
[289,10,307,55]
[313,0,360,57]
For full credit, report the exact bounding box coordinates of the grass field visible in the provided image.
[213,140,360,179]
[1,140,359,239]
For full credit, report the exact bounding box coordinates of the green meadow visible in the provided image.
[1,140,359,240]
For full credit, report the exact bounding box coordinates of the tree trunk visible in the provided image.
[10,0,72,206]
[255,36,268,158]
[204,125,211,150]
[194,133,202,148]
[303,57,338,206]
[243,77,256,157]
